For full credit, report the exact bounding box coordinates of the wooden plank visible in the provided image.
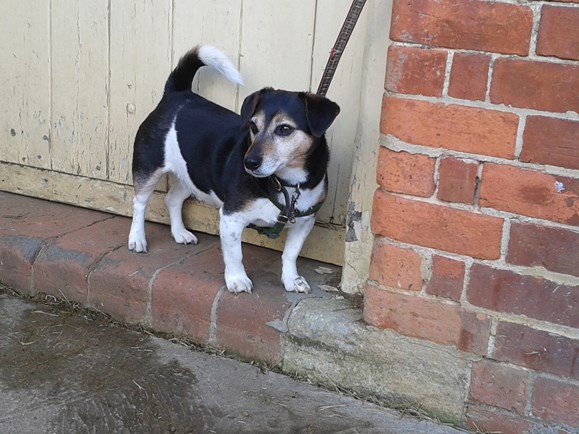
[0,0,51,169]
[50,0,109,178]
[311,0,369,225]
[0,161,345,266]
[238,0,317,104]
[172,0,242,111]
[108,0,173,184]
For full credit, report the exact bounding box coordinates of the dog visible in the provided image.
[128,45,340,294]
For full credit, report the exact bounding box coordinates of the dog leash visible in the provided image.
[316,0,367,97]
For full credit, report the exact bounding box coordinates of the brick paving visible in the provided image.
[0,191,340,365]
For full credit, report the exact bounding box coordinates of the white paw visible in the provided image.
[128,233,148,253]
[225,273,253,294]
[172,228,198,245]
[283,276,310,294]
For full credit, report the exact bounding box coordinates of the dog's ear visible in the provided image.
[300,93,340,138]
[240,88,272,126]
[240,91,260,125]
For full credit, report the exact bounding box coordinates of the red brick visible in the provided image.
[390,0,533,55]
[381,97,518,158]
[216,244,295,364]
[466,404,532,434]
[364,285,491,355]
[532,377,579,427]
[0,191,108,239]
[151,239,224,344]
[385,45,447,97]
[494,322,579,378]
[0,191,113,295]
[508,222,579,278]
[468,264,578,328]
[469,360,529,414]
[0,236,42,295]
[521,116,579,170]
[372,190,503,259]
[479,163,579,225]
[448,53,490,101]
[376,147,436,197]
[425,256,464,302]
[491,58,579,113]
[32,217,128,304]
[437,157,479,204]
[537,5,579,61]
[369,239,423,291]
[88,223,203,325]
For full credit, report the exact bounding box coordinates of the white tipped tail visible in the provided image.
[198,45,244,86]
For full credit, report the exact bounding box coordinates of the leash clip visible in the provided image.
[289,185,301,223]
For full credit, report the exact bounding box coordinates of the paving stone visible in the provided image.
[32,216,128,303]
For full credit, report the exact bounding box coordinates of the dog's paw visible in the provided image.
[225,274,253,294]
[128,235,148,253]
[283,276,311,294]
[172,228,198,245]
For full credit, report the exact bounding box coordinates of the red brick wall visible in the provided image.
[365,0,579,431]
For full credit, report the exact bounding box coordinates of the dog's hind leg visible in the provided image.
[129,169,165,253]
[165,173,198,245]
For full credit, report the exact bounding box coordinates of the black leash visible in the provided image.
[316,0,367,97]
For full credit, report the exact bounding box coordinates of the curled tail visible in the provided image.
[164,45,243,94]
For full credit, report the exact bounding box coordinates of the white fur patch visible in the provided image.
[163,123,224,208]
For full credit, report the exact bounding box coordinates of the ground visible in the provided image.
[0,289,461,434]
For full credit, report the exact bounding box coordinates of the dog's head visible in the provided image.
[240,88,340,178]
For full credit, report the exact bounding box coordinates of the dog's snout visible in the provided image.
[244,155,262,171]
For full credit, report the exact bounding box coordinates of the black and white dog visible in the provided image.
[128,46,340,294]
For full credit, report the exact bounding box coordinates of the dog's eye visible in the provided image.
[249,121,259,135]
[275,124,294,136]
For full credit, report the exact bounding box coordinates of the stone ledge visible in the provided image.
[283,298,471,423]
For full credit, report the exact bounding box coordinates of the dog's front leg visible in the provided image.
[281,216,316,293]
[219,210,253,293]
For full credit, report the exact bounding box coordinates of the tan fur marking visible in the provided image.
[245,111,314,177]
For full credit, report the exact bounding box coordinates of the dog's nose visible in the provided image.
[244,155,262,171]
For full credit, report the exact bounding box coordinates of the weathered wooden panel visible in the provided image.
[0,0,51,169]
[238,0,317,99]
[108,0,173,184]
[50,0,109,178]
[173,0,242,111]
